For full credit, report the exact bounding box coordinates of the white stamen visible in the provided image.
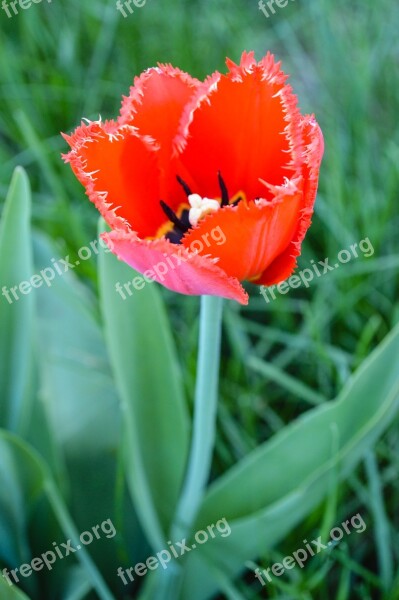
[188,194,220,227]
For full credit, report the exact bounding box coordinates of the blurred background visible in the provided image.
[0,0,398,598]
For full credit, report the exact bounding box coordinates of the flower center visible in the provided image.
[187,194,220,227]
[159,172,242,244]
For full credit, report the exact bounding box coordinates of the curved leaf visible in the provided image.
[0,431,115,600]
[0,430,45,570]
[98,219,189,549]
[0,576,32,599]
[32,231,142,575]
[62,566,91,600]
[182,323,399,599]
[0,167,34,433]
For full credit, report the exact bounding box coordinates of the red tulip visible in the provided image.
[63,51,323,304]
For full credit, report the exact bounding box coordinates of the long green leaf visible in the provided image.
[32,231,120,453]
[0,430,43,572]
[181,323,399,599]
[98,219,189,550]
[0,576,32,599]
[62,566,91,600]
[0,431,115,600]
[0,167,34,433]
[31,231,142,575]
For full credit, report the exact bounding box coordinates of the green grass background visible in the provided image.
[0,0,398,598]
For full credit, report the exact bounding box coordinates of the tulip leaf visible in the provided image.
[61,566,92,600]
[0,576,32,599]
[0,431,115,600]
[98,219,189,549]
[0,170,64,493]
[181,322,399,599]
[32,231,120,454]
[0,167,35,433]
[31,231,138,575]
[0,430,45,571]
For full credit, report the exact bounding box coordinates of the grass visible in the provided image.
[1,0,399,598]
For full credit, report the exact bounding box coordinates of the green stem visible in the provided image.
[158,295,224,598]
[174,294,223,535]
[45,480,116,600]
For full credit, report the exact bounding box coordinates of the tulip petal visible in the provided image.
[103,230,248,304]
[255,115,324,285]
[119,64,201,211]
[174,51,303,202]
[118,64,199,159]
[181,182,303,282]
[63,53,323,304]
[63,121,167,238]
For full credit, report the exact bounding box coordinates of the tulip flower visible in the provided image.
[62,55,323,598]
[63,51,323,305]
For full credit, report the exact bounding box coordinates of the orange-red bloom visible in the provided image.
[63,51,323,304]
